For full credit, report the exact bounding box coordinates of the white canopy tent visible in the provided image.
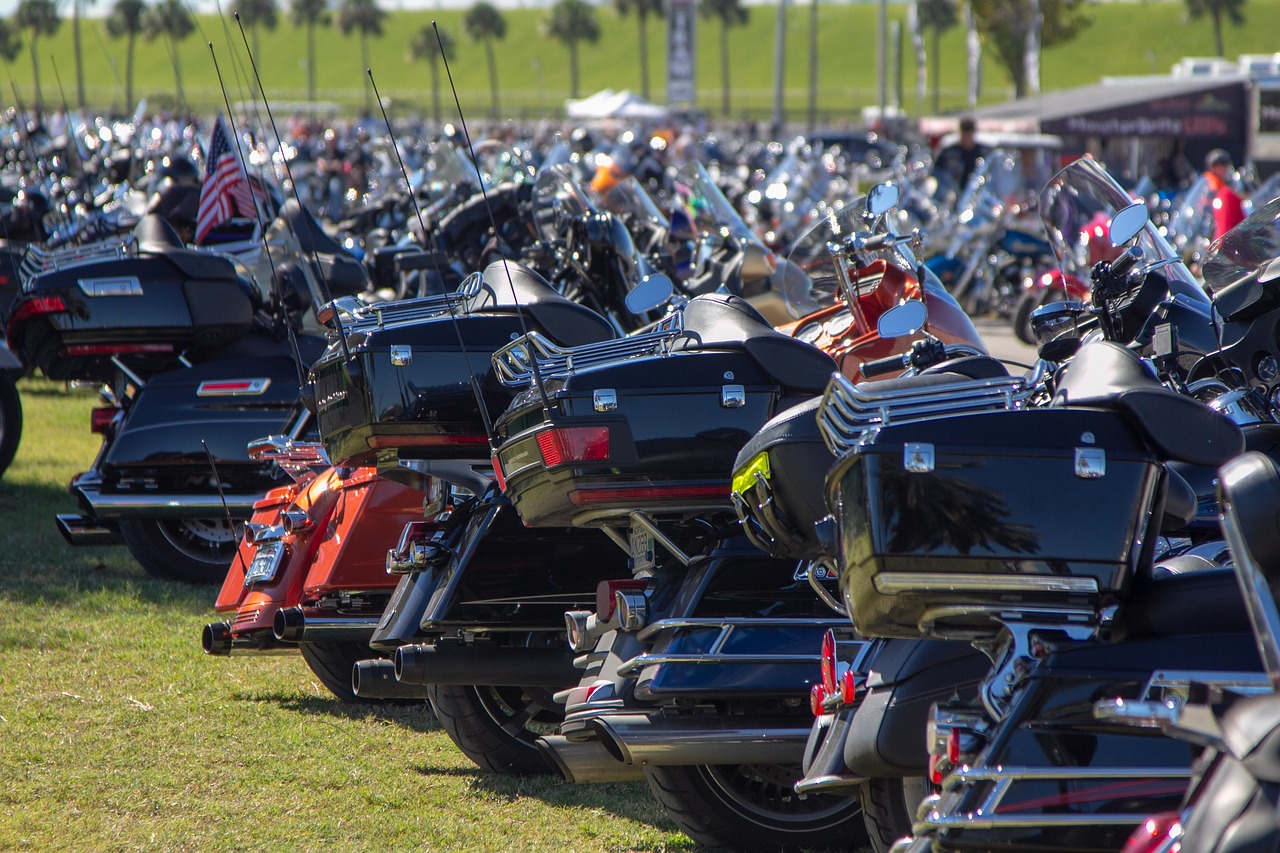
[565,89,669,122]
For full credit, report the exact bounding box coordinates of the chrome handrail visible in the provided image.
[320,272,482,330]
[21,236,137,281]
[492,314,684,387]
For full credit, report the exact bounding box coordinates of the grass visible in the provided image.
[0,377,693,851]
[1,0,1276,121]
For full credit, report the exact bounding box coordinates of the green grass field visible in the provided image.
[0,0,1275,121]
[0,378,695,850]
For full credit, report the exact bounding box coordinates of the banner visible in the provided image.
[909,2,926,110]
[1024,0,1042,96]
[667,0,696,107]
[966,2,982,109]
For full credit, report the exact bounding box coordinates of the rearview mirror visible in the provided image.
[1109,202,1149,247]
[868,183,901,217]
[877,299,927,339]
[625,273,674,315]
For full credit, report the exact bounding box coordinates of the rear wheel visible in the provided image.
[298,642,420,705]
[0,373,21,479]
[118,516,240,584]
[426,683,561,776]
[860,776,931,852]
[645,763,868,852]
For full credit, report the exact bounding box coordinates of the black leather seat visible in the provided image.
[135,213,240,282]
[1113,568,1249,640]
[673,293,837,392]
[467,259,617,347]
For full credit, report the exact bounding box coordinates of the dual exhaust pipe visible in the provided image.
[202,607,379,657]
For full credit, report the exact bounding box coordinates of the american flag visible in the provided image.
[195,114,254,244]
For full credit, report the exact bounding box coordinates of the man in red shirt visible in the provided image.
[1204,148,1245,240]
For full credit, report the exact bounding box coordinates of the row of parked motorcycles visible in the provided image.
[9,121,1280,851]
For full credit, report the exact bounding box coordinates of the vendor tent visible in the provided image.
[565,89,669,121]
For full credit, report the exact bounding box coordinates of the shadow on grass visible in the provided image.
[233,688,443,733]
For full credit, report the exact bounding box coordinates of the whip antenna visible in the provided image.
[432,20,550,413]
[201,438,251,578]
[231,11,352,364]
[367,67,496,441]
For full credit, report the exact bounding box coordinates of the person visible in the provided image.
[1204,148,1245,240]
[933,116,989,190]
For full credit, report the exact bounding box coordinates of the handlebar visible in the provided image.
[861,352,909,378]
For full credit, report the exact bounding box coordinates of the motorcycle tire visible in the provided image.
[298,642,421,706]
[1012,288,1064,347]
[0,373,21,480]
[860,776,931,852]
[644,763,868,853]
[425,683,560,776]
[117,516,240,585]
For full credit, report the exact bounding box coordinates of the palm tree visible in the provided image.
[143,0,194,112]
[336,0,385,117]
[464,2,506,119]
[408,24,454,126]
[73,0,94,108]
[699,0,748,117]
[232,0,278,59]
[918,0,958,113]
[105,0,145,110]
[613,0,662,101]
[0,18,22,64]
[289,0,329,104]
[1185,0,1245,57]
[13,0,61,119]
[543,0,600,99]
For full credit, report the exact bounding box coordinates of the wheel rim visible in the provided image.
[693,763,860,831]
[157,517,241,565]
[471,685,562,747]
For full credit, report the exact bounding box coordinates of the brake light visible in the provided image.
[568,484,728,505]
[821,629,838,695]
[929,754,944,785]
[596,578,648,620]
[60,343,175,357]
[197,379,271,397]
[839,668,859,706]
[1120,813,1182,853]
[948,728,962,765]
[537,426,610,468]
[8,294,66,337]
[90,406,119,434]
[810,683,827,717]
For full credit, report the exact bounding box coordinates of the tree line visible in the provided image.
[0,0,1249,119]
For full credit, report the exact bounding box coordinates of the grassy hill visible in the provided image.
[0,0,1274,121]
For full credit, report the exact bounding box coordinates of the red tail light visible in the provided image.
[947,728,962,765]
[596,578,648,620]
[820,629,838,695]
[536,426,610,468]
[1120,813,1182,853]
[839,668,859,706]
[368,434,489,449]
[810,683,827,716]
[8,294,66,337]
[90,406,119,434]
[60,343,175,357]
[568,483,728,505]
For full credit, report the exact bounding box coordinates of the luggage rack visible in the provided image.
[246,435,330,483]
[20,236,137,281]
[492,313,684,387]
[817,363,1047,455]
[318,272,483,331]
[614,616,857,678]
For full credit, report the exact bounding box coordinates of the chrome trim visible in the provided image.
[74,474,258,518]
[1075,447,1106,478]
[619,617,855,677]
[78,276,142,297]
[319,273,481,331]
[21,236,135,279]
[593,388,618,412]
[874,572,1099,595]
[196,378,271,397]
[491,315,684,387]
[720,384,745,408]
[244,540,286,585]
[903,442,935,472]
[390,344,412,366]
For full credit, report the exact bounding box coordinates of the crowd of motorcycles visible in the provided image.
[10,110,1280,852]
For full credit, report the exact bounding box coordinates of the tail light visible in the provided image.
[1120,813,1182,853]
[537,425,610,468]
[569,483,727,505]
[810,683,827,717]
[839,668,859,705]
[929,754,944,785]
[820,628,864,708]
[821,629,838,695]
[90,406,119,434]
[491,451,507,491]
[60,343,175,357]
[596,578,648,620]
[7,294,66,338]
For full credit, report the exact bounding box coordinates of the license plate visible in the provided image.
[244,540,286,586]
[629,523,655,574]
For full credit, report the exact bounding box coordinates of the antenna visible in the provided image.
[201,438,251,579]
[207,41,308,392]
[366,67,496,442]
[432,20,551,413]
[231,12,352,364]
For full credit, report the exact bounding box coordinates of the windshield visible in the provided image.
[532,162,596,243]
[1039,156,1207,304]
[597,175,670,254]
[1202,194,1280,293]
[412,138,479,205]
[672,161,764,248]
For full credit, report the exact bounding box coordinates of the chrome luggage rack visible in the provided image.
[614,616,854,678]
[492,313,684,387]
[20,236,137,281]
[246,435,330,483]
[318,271,483,331]
[817,363,1047,455]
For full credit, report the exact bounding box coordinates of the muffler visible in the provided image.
[74,474,258,519]
[394,643,579,688]
[201,621,294,656]
[351,658,432,700]
[55,513,123,547]
[536,735,646,783]
[591,713,810,767]
[273,607,379,644]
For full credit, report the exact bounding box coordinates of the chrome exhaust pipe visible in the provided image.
[591,713,810,767]
[201,622,295,656]
[55,513,123,547]
[351,658,432,700]
[272,607,380,644]
[536,735,646,783]
[74,475,258,519]
[394,643,578,687]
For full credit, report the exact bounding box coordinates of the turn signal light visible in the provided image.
[596,578,648,620]
[839,668,859,706]
[536,425,610,468]
[948,728,962,765]
[8,295,66,334]
[90,406,119,434]
[929,754,944,785]
[491,452,507,491]
[810,683,827,717]
[820,629,838,695]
